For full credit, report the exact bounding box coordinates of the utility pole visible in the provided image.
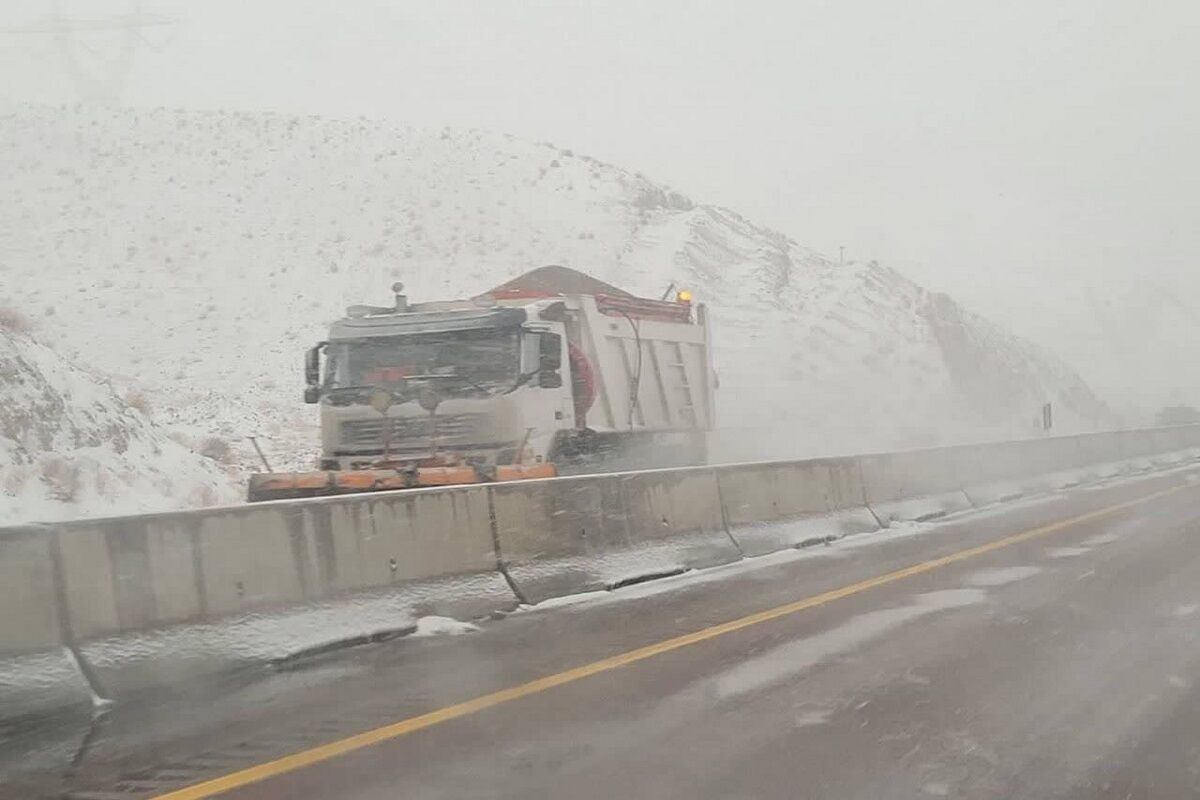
[839,246,845,265]
[2,1,175,105]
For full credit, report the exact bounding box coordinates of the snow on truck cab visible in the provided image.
[247,266,715,501]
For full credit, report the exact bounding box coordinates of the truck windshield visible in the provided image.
[325,329,519,396]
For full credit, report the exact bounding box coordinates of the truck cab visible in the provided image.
[310,299,572,471]
[248,266,713,500]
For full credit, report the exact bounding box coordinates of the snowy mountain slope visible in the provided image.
[1075,279,1200,415]
[0,319,237,523]
[0,104,1109,479]
[972,272,1200,424]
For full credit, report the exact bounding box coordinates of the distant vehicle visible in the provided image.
[248,266,715,501]
[1155,405,1200,427]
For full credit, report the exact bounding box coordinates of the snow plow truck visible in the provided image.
[247,266,715,501]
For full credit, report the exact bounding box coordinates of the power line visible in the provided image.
[2,1,176,105]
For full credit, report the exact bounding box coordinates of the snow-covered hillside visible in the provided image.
[0,316,237,523]
[1052,278,1200,422]
[0,104,1109,488]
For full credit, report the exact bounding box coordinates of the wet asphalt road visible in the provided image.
[7,467,1200,800]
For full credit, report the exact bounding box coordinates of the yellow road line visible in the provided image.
[153,482,1190,799]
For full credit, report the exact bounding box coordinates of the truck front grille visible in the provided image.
[340,414,483,450]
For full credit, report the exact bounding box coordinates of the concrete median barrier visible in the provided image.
[859,446,976,525]
[1010,435,1095,491]
[620,469,742,568]
[963,433,1121,506]
[490,474,625,604]
[959,439,1051,506]
[5,423,1200,726]
[31,488,516,705]
[716,458,879,555]
[1145,427,1200,466]
[961,428,1200,507]
[0,526,94,724]
[1114,429,1162,472]
[1070,432,1127,481]
[492,469,740,605]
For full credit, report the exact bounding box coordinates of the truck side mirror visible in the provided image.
[539,333,562,372]
[304,345,322,404]
[538,333,563,388]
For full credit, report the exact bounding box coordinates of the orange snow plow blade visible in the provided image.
[495,463,557,481]
[414,466,485,486]
[247,463,557,502]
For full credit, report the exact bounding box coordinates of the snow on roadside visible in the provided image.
[412,616,481,637]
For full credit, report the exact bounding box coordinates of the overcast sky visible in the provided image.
[2,0,1198,402]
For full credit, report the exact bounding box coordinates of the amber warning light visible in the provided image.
[676,289,694,304]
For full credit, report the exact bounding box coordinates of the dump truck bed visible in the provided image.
[567,293,714,434]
